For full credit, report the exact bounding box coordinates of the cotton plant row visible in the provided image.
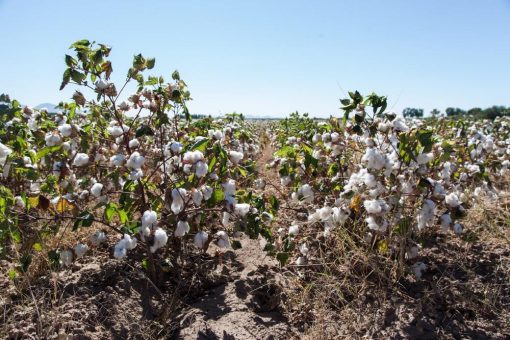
[0,41,272,278]
[267,93,510,277]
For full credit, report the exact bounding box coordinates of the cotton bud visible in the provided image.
[74,243,88,258]
[194,231,209,249]
[175,220,190,237]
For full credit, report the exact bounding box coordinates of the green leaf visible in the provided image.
[136,125,154,137]
[32,243,43,252]
[172,70,180,80]
[8,268,17,280]
[36,145,62,161]
[105,202,118,223]
[146,58,156,69]
[190,138,209,152]
[231,240,242,250]
[276,252,289,266]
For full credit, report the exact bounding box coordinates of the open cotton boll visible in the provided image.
[417,199,436,230]
[445,192,460,208]
[288,225,299,236]
[192,189,204,206]
[216,231,231,248]
[90,231,107,246]
[195,161,208,178]
[362,148,386,170]
[0,143,13,165]
[412,262,427,279]
[393,117,409,132]
[212,130,223,140]
[90,183,103,197]
[96,79,109,90]
[175,220,190,237]
[280,176,291,186]
[113,244,127,259]
[58,124,73,137]
[366,216,387,232]
[194,231,209,249]
[453,223,463,235]
[109,154,125,167]
[183,150,204,164]
[406,246,420,260]
[129,138,140,148]
[169,141,183,154]
[222,179,236,197]
[440,213,452,232]
[126,152,145,170]
[60,250,73,266]
[14,196,25,209]
[74,243,88,258]
[45,132,62,146]
[229,151,244,164]
[363,199,388,215]
[202,185,213,200]
[234,203,250,217]
[129,169,144,180]
[296,256,306,266]
[107,125,124,137]
[222,211,231,226]
[73,153,89,167]
[416,152,433,165]
[150,228,168,253]
[299,243,309,255]
[141,210,158,229]
[171,188,187,214]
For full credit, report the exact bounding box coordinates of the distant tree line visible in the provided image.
[403,105,510,120]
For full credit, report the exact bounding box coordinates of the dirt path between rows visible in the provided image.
[174,143,298,339]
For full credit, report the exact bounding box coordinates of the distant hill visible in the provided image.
[34,103,58,112]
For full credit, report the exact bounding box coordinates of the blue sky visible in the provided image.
[0,0,509,117]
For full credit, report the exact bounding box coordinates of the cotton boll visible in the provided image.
[150,228,168,253]
[129,169,144,180]
[417,199,436,230]
[141,210,158,229]
[90,183,103,197]
[216,231,231,248]
[255,178,266,190]
[96,79,109,90]
[362,148,386,170]
[299,243,309,255]
[74,243,88,258]
[109,154,125,167]
[406,246,419,260]
[73,153,89,167]
[202,186,213,200]
[453,223,463,235]
[90,231,107,246]
[14,196,25,209]
[234,203,250,217]
[194,231,209,249]
[171,188,186,214]
[129,138,140,149]
[192,189,204,206]
[229,151,244,164]
[222,212,231,226]
[222,180,236,197]
[45,132,62,146]
[183,150,204,164]
[445,193,460,208]
[288,225,299,236]
[175,220,190,237]
[280,176,291,186]
[416,152,433,165]
[59,250,73,266]
[366,216,388,232]
[113,244,127,259]
[58,124,73,137]
[440,214,452,232]
[169,141,183,154]
[296,256,306,266]
[412,262,427,279]
[195,161,208,177]
[126,152,145,170]
[107,125,124,137]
